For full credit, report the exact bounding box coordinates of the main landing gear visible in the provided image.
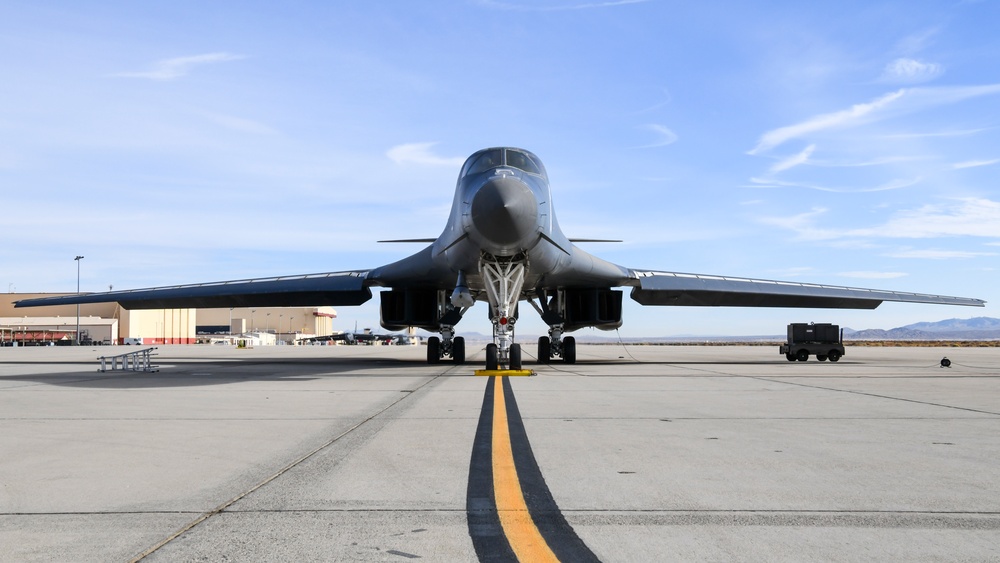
[427,283,470,364]
[535,328,576,364]
[528,290,576,364]
[426,325,466,364]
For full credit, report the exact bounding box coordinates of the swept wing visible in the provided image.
[15,271,372,309]
[627,269,985,309]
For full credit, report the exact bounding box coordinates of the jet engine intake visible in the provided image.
[561,288,623,332]
[380,288,442,331]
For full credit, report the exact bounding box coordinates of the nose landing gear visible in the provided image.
[481,256,525,370]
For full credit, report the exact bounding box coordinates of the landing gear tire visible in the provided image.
[828,350,842,362]
[485,343,498,371]
[453,336,465,364]
[510,344,522,370]
[796,349,809,362]
[537,336,551,364]
[563,336,577,364]
[427,337,440,364]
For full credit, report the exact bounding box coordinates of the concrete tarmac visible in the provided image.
[1,343,998,561]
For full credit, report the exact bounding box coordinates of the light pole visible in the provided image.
[278,314,283,344]
[74,256,84,345]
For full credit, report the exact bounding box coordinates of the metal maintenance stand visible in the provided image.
[98,347,159,373]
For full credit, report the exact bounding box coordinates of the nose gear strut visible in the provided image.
[480,255,526,370]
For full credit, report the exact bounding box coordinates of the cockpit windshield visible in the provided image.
[504,149,544,177]
[460,148,547,180]
[462,149,503,177]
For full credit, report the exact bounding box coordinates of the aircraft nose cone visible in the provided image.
[470,176,538,246]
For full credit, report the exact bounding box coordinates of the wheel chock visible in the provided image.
[474,369,535,377]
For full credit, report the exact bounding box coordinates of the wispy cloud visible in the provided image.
[880,58,943,83]
[634,124,678,148]
[762,198,1000,241]
[749,85,1000,155]
[807,156,920,168]
[631,89,673,114]
[952,158,999,169]
[881,127,992,139]
[758,207,829,232]
[202,112,276,135]
[114,52,245,81]
[885,249,997,259]
[770,144,815,172]
[749,90,906,155]
[746,176,921,193]
[478,0,649,10]
[387,142,465,167]
[838,271,908,279]
[863,198,1000,239]
[894,28,940,55]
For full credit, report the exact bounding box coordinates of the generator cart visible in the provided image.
[780,323,845,362]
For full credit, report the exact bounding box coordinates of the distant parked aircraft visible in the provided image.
[304,332,406,345]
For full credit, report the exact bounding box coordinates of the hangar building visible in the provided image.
[1,294,336,346]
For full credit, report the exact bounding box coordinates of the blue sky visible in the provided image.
[2,0,998,336]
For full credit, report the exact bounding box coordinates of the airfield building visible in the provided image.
[0,294,336,346]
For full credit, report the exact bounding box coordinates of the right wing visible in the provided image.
[628,270,986,309]
[14,271,373,310]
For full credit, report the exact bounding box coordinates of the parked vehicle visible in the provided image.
[779,323,844,362]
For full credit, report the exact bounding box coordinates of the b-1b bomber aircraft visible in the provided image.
[17,147,985,369]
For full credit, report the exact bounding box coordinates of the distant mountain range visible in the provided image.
[418,317,1000,342]
[843,317,1000,340]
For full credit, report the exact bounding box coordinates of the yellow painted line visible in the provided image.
[491,376,560,563]
[474,369,534,377]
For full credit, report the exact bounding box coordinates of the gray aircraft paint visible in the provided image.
[16,147,985,366]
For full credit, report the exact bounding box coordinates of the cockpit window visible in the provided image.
[463,149,503,176]
[504,149,544,176]
[460,147,548,180]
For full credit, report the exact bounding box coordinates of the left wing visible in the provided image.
[14,270,373,309]
[627,270,985,309]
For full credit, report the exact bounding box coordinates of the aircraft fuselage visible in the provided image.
[372,147,629,297]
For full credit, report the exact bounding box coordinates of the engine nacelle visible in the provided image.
[561,288,623,332]
[380,288,444,331]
